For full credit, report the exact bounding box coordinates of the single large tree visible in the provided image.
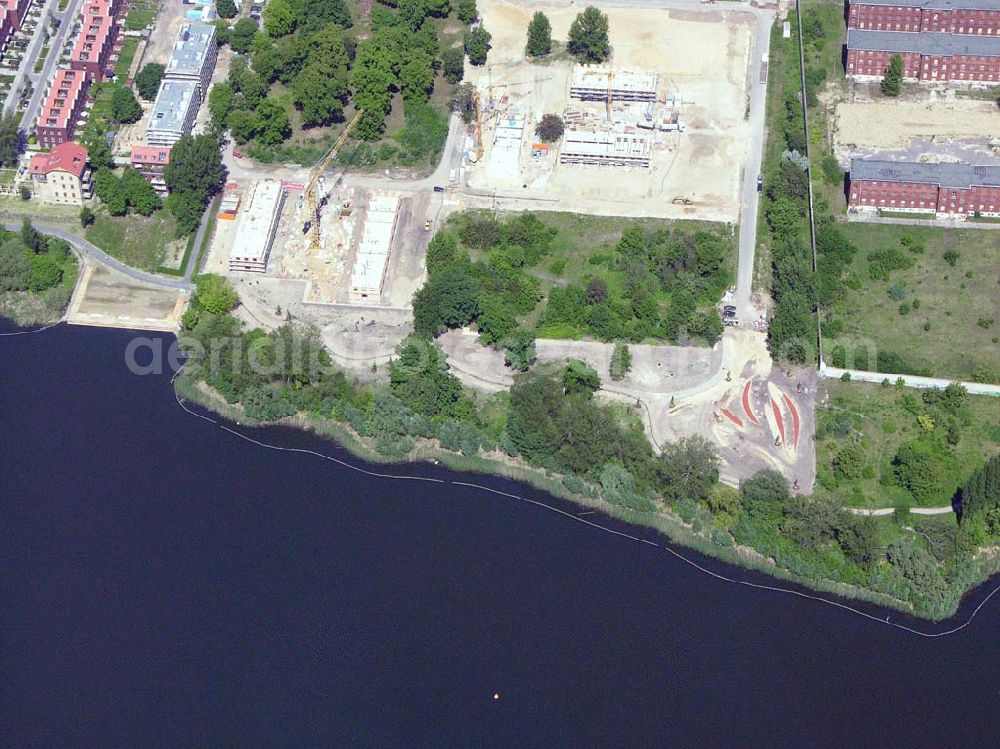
[882,53,903,97]
[110,86,142,124]
[567,6,610,63]
[229,18,259,54]
[455,0,477,24]
[216,0,237,19]
[442,46,465,84]
[464,26,491,66]
[525,11,552,58]
[535,113,564,143]
[658,436,719,504]
[134,62,165,101]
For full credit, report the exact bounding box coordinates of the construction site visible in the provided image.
[467,0,755,222]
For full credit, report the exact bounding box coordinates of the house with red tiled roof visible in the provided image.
[28,142,92,205]
[130,145,170,194]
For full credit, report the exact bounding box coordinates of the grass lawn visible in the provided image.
[85,210,179,272]
[125,2,157,31]
[115,38,139,80]
[33,45,50,74]
[824,223,1000,383]
[815,379,1000,509]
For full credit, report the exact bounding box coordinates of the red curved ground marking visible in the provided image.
[741,381,759,425]
[782,394,800,448]
[771,397,786,446]
[720,408,743,428]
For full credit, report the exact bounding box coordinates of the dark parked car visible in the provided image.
[757,174,763,192]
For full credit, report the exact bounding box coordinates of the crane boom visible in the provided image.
[304,109,363,252]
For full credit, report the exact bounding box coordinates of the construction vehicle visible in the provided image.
[672,195,694,205]
[302,109,363,252]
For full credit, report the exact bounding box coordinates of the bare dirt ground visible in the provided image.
[835,90,1000,151]
[67,263,185,332]
[142,1,186,67]
[469,1,754,222]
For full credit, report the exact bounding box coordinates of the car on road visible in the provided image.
[424,220,432,231]
[757,174,763,192]
[433,185,445,193]
[723,305,737,318]
[233,148,243,159]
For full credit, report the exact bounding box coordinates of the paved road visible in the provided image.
[819,360,1000,397]
[4,221,190,290]
[183,201,216,282]
[9,0,86,128]
[3,0,54,116]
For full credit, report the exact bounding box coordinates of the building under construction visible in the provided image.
[228,180,286,273]
[348,193,400,303]
[570,67,658,103]
[560,127,652,168]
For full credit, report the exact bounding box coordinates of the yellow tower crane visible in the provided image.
[303,109,363,253]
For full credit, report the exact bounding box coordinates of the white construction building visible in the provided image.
[560,127,652,168]
[348,194,400,302]
[570,67,659,103]
[228,180,286,273]
[487,112,526,184]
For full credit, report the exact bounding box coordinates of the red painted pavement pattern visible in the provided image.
[782,394,800,448]
[742,381,759,424]
[771,397,786,446]
[721,408,743,427]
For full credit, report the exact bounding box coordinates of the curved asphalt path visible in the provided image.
[4,221,190,290]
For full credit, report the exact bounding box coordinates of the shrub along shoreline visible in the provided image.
[174,273,1000,621]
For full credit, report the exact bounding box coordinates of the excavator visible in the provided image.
[302,109,363,253]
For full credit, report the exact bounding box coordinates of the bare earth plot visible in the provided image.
[470,1,753,223]
[67,263,185,332]
[836,96,1000,150]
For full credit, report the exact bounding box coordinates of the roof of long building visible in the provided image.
[847,28,1000,55]
[852,0,1000,10]
[166,21,215,77]
[148,80,198,134]
[851,159,1000,188]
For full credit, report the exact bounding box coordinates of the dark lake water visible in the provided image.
[3,322,1000,747]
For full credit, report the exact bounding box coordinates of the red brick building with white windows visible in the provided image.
[848,1,1000,36]
[70,0,123,83]
[849,159,1000,217]
[846,29,1000,81]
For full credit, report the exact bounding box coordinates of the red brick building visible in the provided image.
[1,0,31,27]
[848,1,1000,36]
[846,29,1000,82]
[70,0,120,82]
[849,159,1000,216]
[36,69,89,148]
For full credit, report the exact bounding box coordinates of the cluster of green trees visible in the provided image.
[412,214,544,366]
[134,63,165,101]
[539,225,730,343]
[93,167,160,217]
[110,86,142,124]
[208,0,472,163]
[162,134,226,235]
[412,213,731,347]
[0,112,24,168]
[0,222,78,317]
[524,7,610,62]
[761,15,859,363]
